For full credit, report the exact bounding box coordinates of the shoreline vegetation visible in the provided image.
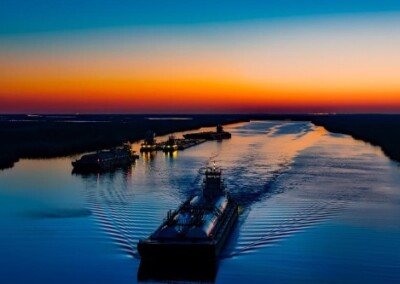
[1,114,399,170]
[0,115,248,170]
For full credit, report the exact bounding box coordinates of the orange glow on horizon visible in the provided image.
[1,16,400,113]
[2,53,400,113]
[1,82,400,113]
[2,65,400,113]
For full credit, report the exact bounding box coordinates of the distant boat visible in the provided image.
[140,130,157,152]
[183,125,231,140]
[138,162,238,262]
[162,135,178,152]
[72,143,138,172]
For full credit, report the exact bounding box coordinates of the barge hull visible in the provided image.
[138,202,238,261]
[138,242,217,261]
[138,258,218,281]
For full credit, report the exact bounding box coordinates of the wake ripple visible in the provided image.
[223,198,348,258]
[78,121,372,260]
[81,170,177,259]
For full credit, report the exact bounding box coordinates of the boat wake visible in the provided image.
[221,125,377,257]
[81,170,177,259]
[76,121,379,261]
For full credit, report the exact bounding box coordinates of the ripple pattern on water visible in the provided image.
[72,121,399,265]
[80,121,332,259]
[2,120,400,283]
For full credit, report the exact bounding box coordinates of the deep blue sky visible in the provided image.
[1,0,400,35]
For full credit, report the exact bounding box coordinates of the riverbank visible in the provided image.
[0,114,248,170]
[1,114,399,170]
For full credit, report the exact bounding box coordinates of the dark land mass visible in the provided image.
[0,114,248,170]
[1,114,399,170]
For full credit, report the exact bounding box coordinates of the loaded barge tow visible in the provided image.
[183,125,231,140]
[138,162,238,262]
[72,143,138,172]
[140,130,157,152]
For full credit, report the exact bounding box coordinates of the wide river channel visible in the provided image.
[1,120,399,283]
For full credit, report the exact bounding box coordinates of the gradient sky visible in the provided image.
[1,1,400,113]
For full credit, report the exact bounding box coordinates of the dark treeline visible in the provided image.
[1,114,399,170]
[0,114,248,170]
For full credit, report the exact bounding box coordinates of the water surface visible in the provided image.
[0,121,399,283]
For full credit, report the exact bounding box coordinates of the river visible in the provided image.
[1,120,399,283]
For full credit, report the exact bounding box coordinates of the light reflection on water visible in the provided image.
[0,121,399,283]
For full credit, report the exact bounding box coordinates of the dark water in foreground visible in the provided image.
[0,121,399,283]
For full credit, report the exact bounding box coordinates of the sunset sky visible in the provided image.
[1,1,400,113]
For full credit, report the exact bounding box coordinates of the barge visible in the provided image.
[183,125,231,140]
[176,138,206,150]
[72,143,138,172]
[162,135,178,152]
[138,162,238,261]
[140,130,158,152]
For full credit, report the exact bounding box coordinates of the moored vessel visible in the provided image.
[138,162,238,261]
[72,143,138,172]
[162,135,178,152]
[183,125,231,140]
[140,130,157,152]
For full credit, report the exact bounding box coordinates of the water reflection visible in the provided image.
[71,162,136,192]
[162,150,178,159]
[140,151,157,160]
[138,260,217,282]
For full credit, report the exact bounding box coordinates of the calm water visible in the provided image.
[1,121,399,283]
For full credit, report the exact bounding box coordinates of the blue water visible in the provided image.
[0,121,399,283]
